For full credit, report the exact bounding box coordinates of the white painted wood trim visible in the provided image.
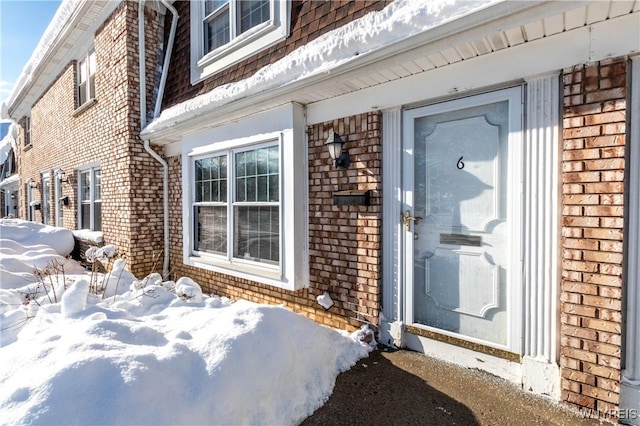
[621,55,640,424]
[381,108,402,324]
[523,73,560,363]
[404,332,522,384]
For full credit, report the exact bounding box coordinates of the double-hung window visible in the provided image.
[193,143,280,267]
[191,0,290,82]
[79,167,101,231]
[203,0,270,53]
[24,116,31,147]
[77,50,96,107]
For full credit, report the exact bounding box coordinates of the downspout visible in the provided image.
[138,0,178,279]
[154,0,178,118]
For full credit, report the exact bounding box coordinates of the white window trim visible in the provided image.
[182,103,307,291]
[191,138,282,272]
[190,0,291,84]
[77,165,101,231]
[24,116,31,147]
[76,49,96,108]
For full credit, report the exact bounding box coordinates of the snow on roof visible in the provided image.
[142,0,498,137]
[1,0,82,117]
[0,123,17,164]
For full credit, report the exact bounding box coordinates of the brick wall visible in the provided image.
[167,112,382,331]
[162,0,392,109]
[16,2,164,277]
[560,58,626,415]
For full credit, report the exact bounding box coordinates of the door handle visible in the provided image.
[401,210,422,231]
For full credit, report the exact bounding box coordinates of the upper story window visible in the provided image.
[77,50,96,107]
[191,0,290,83]
[24,116,31,148]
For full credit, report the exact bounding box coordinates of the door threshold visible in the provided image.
[405,324,521,363]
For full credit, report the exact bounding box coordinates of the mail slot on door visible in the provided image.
[440,233,482,246]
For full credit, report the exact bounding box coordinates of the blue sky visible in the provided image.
[0,0,61,107]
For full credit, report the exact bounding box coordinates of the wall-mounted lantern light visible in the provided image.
[28,179,38,189]
[325,131,349,169]
[10,193,16,200]
[55,169,68,183]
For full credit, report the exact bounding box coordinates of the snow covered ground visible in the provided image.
[0,219,375,425]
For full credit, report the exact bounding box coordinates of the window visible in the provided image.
[24,116,31,147]
[191,0,290,82]
[183,103,307,290]
[78,167,101,231]
[203,0,270,53]
[193,143,280,267]
[77,50,96,107]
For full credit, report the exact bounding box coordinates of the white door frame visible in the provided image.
[401,87,523,354]
[41,172,51,225]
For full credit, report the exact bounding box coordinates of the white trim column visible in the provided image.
[521,73,561,398]
[621,55,640,426]
[380,107,403,347]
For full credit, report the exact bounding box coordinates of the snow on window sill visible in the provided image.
[72,229,104,244]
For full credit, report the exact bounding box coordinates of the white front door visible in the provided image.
[402,88,523,353]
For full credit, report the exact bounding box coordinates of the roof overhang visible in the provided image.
[4,0,121,120]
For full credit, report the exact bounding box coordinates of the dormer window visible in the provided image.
[77,49,96,107]
[191,0,290,83]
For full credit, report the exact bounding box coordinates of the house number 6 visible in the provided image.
[457,156,465,170]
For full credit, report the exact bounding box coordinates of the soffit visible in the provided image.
[293,0,639,105]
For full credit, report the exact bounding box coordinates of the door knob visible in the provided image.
[401,210,422,231]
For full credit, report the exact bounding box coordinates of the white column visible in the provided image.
[522,73,561,398]
[380,107,403,346]
[621,56,640,426]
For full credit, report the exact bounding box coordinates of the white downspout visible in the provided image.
[155,0,178,118]
[138,0,175,279]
